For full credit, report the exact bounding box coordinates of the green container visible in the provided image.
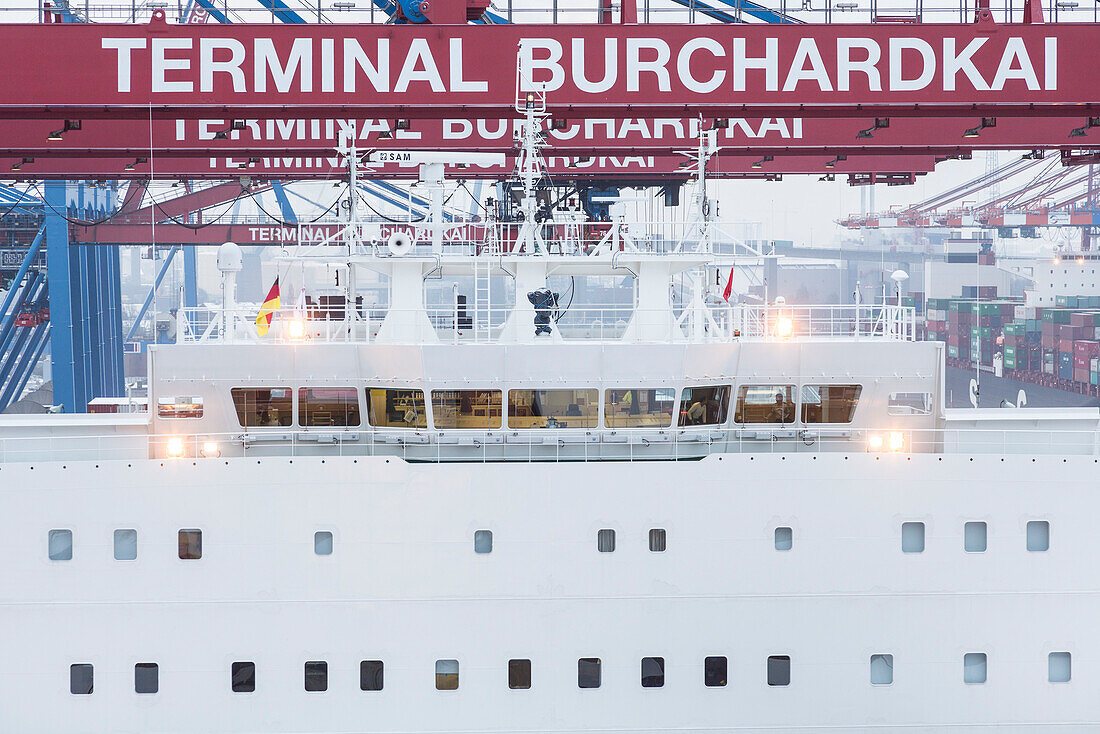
[1043,309,1073,324]
[1005,356,1016,369]
[948,345,959,358]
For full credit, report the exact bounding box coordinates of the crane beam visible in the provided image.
[0,17,1092,121]
[2,152,939,180]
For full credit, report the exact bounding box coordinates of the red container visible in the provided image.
[1071,312,1097,327]
[1076,367,1091,383]
[1074,340,1100,359]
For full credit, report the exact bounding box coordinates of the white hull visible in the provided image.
[1,454,1092,732]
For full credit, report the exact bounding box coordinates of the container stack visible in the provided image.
[927,293,1100,391]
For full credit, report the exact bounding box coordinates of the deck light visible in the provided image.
[868,433,884,450]
[287,317,307,340]
[201,441,221,458]
[774,315,793,338]
[888,431,904,452]
[963,117,997,138]
[856,117,890,139]
[166,437,185,458]
[47,120,80,142]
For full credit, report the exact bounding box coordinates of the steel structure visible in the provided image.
[0,0,1098,411]
[840,153,1100,232]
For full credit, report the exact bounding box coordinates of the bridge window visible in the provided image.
[963,653,987,684]
[767,655,791,686]
[231,662,255,692]
[1027,521,1050,551]
[304,661,328,692]
[474,530,493,554]
[888,392,933,416]
[678,386,731,426]
[1049,652,1071,683]
[507,389,598,429]
[431,390,502,429]
[157,395,203,419]
[734,385,795,425]
[704,656,727,687]
[641,657,665,688]
[605,388,675,428]
[231,387,292,428]
[178,529,202,560]
[360,660,384,691]
[366,388,427,429]
[298,387,360,427]
[509,659,532,689]
[114,529,137,561]
[135,663,159,694]
[70,664,93,695]
[48,529,72,561]
[578,658,601,688]
[870,654,893,685]
[436,659,459,690]
[902,522,925,553]
[800,385,861,424]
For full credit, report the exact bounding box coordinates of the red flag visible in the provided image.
[721,267,734,302]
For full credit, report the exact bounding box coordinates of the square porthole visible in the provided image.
[304,661,328,692]
[963,653,987,684]
[114,529,137,561]
[767,656,790,686]
[964,522,987,553]
[314,531,333,556]
[474,530,493,554]
[870,654,893,685]
[178,529,202,560]
[901,522,925,553]
[508,659,531,689]
[231,661,255,692]
[774,526,793,551]
[49,529,73,561]
[70,663,93,695]
[578,658,601,688]
[1049,652,1071,683]
[641,657,665,688]
[360,660,384,691]
[1027,521,1050,551]
[435,659,459,690]
[704,656,727,687]
[597,529,615,553]
[135,663,158,694]
[648,528,666,552]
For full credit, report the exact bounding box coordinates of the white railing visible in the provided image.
[0,426,1098,465]
[177,304,916,345]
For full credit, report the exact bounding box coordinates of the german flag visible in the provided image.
[255,277,280,337]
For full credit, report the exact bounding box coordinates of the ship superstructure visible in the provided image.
[2,44,1100,734]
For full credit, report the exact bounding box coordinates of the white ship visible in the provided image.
[1,102,1097,734]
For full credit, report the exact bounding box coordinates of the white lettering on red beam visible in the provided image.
[104,36,1058,95]
[180,118,803,142]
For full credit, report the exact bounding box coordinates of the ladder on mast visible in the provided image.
[473,254,492,342]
